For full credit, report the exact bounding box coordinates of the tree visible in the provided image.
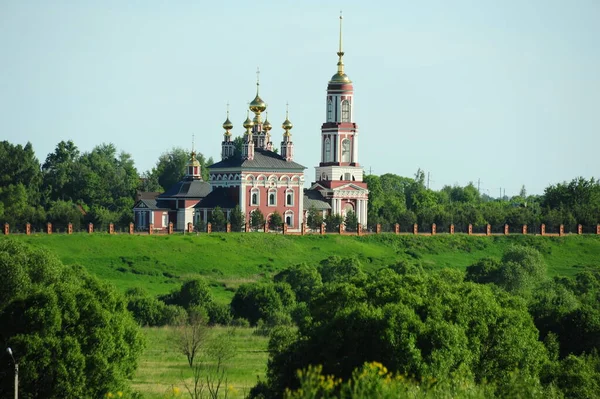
[41,140,80,203]
[46,200,83,231]
[230,283,288,326]
[229,205,244,232]
[174,308,209,368]
[250,209,265,231]
[209,207,227,232]
[344,210,358,231]
[269,211,283,231]
[306,206,323,230]
[0,240,144,398]
[324,213,343,232]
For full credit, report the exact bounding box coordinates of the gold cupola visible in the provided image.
[222,104,233,134]
[249,67,267,116]
[263,114,272,132]
[282,105,293,134]
[330,13,352,84]
[243,111,254,131]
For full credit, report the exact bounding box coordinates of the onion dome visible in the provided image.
[188,151,201,167]
[243,114,254,130]
[263,117,272,132]
[282,118,293,131]
[249,94,267,114]
[222,117,233,131]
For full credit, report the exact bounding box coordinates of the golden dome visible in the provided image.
[282,118,293,130]
[330,72,352,83]
[263,118,272,131]
[222,117,233,131]
[249,94,267,114]
[243,115,254,129]
[188,152,201,167]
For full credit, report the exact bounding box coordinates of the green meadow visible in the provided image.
[6,232,600,304]
[4,232,600,397]
[132,326,268,399]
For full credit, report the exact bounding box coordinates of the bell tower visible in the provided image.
[315,13,363,184]
[309,14,369,228]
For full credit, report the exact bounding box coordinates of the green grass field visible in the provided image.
[4,232,600,304]
[132,326,268,398]
[3,232,600,397]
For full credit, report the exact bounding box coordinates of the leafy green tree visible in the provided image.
[41,140,80,203]
[46,200,83,231]
[306,206,323,230]
[209,206,227,232]
[229,205,244,232]
[344,210,358,231]
[274,263,323,303]
[269,211,283,231]
[230,283,290,326]
[161,278,214,310]
[0,239,144,398]
[318,256,365,284]
[324,213,343,232]
[250,209,265,231]
[0,141,42,206]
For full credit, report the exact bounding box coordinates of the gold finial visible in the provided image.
[282,102,293,132]
[249,69,267,115]
[256,67,260,94]
[337,12,345,75]
[222,102,233,132]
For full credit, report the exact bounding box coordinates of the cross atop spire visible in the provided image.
[191,134,195,155]
[256,66,260,94]
[337,12,345,75]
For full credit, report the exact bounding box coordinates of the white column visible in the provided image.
[240,182,246,215]
[203,209,208,222]
[353,133,359,163]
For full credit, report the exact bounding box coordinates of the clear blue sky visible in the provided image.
[1,0,598,196]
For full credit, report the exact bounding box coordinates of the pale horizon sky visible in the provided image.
[1,0,599,197]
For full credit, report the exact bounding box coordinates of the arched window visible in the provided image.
[268,188,277,206]
[324,138,331,162]
[341,139,351,163]
[327,100,333,122]
[321,172,327,181]
[286,189,294,206]
[341,100,350,122]
[251,188,259,206]
[344,172,351,180]
[285,211,294,227]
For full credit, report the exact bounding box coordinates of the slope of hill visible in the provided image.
[5,233,600,303]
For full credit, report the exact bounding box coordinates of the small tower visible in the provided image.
[263,112,273,151]
[185,135,202,180]
[221,104,235,160]
[281,104,294,162]
[242,111,255,160]
[249,68,267,149]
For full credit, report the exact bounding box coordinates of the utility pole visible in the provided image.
[427,172,430,190]
[7,347,17,399]
[499,187,502,200]
[477,178,481,193]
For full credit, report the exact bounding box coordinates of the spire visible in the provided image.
[337,12,344,75]
[186,134,201,180]
[222,102,233,136]
[249,67,267,117]
[281,103,294,161]
[282,102,293,137]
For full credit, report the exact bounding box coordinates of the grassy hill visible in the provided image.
[5,233,600,304]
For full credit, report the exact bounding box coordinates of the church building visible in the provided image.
[133,15,368,231]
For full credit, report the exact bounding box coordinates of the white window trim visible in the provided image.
[268,188,277,206]
[251,188,260,206]
[285,189,294,206]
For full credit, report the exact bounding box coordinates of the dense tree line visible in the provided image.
[0,140,212,231]
[365,170,600,233]
[0,240,145,398]
[235,250,600,398]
